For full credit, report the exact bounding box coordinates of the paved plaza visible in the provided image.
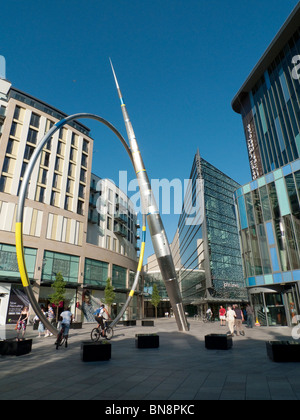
[1,317,300,401]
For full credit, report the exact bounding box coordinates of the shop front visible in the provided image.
[249,283,300,327]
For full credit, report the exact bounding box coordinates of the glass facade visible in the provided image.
[171,152,247,312]
[41,250,79,283]
[0,244,36,279]
[84,258,109,287]
[235,159,300,287]
[112,264,127,289]
[239,27,300,178]
[232,9,300,326]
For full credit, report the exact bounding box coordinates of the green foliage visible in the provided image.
[49,272,66,321]
[151,283,161,318]
[104,278,115,309]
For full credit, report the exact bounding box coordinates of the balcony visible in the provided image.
[88,213,98,224]
[114,224,127,237]
[89,197,97,208]
[114,211,128,225]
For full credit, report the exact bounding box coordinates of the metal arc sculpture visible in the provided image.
[16,113,147,335]
[15,66,189,334]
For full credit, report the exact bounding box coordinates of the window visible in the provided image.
[55,158,62,172]
[77,200,84,215]
[27,128,38,144]
[82,140,89,153]
[42,151,50,168]
[69,147,75,161]
[0,176,7,192]
[20,162,27,178]
[36,186,45,203]
[50,191,57,206]
[24,145,35,160]
[81,154,87,167]
[64,195,72,211]
[40,169,47,185]
[78,184,85,199]
[57,141,63,155]
[10,122,17,137]
[84,258,109,287]
[13,106,21,120]
[42,250,79,283]
[69,163,75,177]
[2,157,10,173]
[6,139,14,155]
[80,168,86,182]
[30,113,40,129]
[71,133,78,147]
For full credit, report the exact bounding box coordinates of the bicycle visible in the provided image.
[55,323,68,349]
[91,320,113,342]
[202,315,215,323]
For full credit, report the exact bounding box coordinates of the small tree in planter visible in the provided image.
[151,283,161,318]
[104,278,115,316]
[49,272,66,323]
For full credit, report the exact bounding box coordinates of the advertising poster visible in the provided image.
[6,287,30,324]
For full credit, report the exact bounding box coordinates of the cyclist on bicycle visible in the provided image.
[59,307,73,347]
[94,304,110,337]
[206,307,213,321]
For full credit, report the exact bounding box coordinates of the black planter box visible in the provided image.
[142,320,154,327]
[81,341,111,362]
[266,341,300,362]
[70,322,82,329]
[0,339,32,356]
[205,334,233,350]
[135,334,159,348]
[123,320,136,326]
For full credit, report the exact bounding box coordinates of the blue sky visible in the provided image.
[1,0,299,259]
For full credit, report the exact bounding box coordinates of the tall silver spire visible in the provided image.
[110,60,189,332]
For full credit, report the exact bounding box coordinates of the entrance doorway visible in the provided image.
[250,283,300,327]
[264,293,286,326]
[284,284,300,325]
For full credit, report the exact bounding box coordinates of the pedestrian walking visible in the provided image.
[45,304,55,337]
[226,306,236,336]
[246,304,254,328]
[34,306,47,337]
[219,306,226,326]
[234,305,245,336]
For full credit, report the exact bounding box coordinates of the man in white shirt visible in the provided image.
[226,306,236,336]
[60,307,73,344]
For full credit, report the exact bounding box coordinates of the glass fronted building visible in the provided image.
[232,3,300,326]
[232,3,300,180]
[171,151,247,316]
[234,159,300,326]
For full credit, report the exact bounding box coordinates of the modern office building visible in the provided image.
[232,3,300,179]
[0,77,140,325]
[143,151,248,317]
[232,3,300,326]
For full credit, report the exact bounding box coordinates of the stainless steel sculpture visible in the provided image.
[110,60,189,332]
[16,113,147,335]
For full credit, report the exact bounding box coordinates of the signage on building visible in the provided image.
[241,96,263,180]
[246,121,260,179]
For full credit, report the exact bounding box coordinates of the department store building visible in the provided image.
[232,2,300,326]
[143,151,248,318]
